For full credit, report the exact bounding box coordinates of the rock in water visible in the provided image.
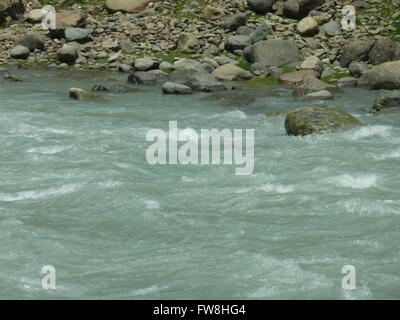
[69,88,105,101]
[248,40,299,67]
[169,64,226,92]
[162,82,193,94]
[357,60,400,90]
[285,104,362,136]
[370,90,400,113]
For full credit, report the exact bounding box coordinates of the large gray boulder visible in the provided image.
[222,13,246,31]
[169,63,226,92]
[320,20,341,36]
[211,64,252,81]
[247,39,299,67]
[14,31,45,51]
[370,90,400,113]
[10,45,30,59]
[225,35,252,52]
[285,104,362,136]
[283,0,325,19]
[65,28,91,42]
[340,39,375,68]
[57,42,80,64]
[177,33,199,54]
[292,77,339,96]
[247,0,276,14]
[368,38,400,66]
[357,60,400,90]
[128,70,167,85]
[349,61,369,77]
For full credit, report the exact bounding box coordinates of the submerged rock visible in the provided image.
[162,82,193,94]
[370,90,400,113]
[285,104,362,136]
[92,84,141,93]
[4,73,25,82]
[218,95,256,107]
[297,90,335,100]
[169,63,226,92]
[69,88,105,101]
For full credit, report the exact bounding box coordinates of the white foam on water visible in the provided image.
[342,199,400,216]
[129,285,163,297]
[144,199,160,209]
[327,174,377,189]
[98,180,122,189]
[0,184,81,202]
[26,145,72,155]
[226,110,247,119]
[181,176,194,182]
[374,149,400,160]
[259,183,294,194]
[345,125,393,140]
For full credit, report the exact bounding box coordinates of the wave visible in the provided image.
[0,184,81,202]
[327,174,377,189]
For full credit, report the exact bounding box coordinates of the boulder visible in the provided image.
[65,28,91,42]
[202,6,225,20]
[297,90,335,100]
[357,60,400,90]
[300,55,322,76]
[249,22,271,44]
[134,58,158,71]
[337,77,358,88]
[212,64,252,81]
[292,77,339,96]
[320,20,341,36]
[368,38,400,66]
[279,70,319,86]
[27,8,47,23]
[285,104,362,136]
[225,35,252,52]
[105,0,152,13]
[248,39,299,67]
[349,61,369,77]
[162,82,193,94]
[340,39,375,68]
[297,17,318,36]
[10,45,30,59]
[57,42,80,64]
[169,64,226,92]
[14,31,45,51]
[120,39,134,53]
[370,90,400,113]
[69,88,105,101]
[128,70,167,85]
[222,13,246,31]
[251,62,269,75]
[177,33,199,54]
[56,10,85,28]
[283,0,325,19]
[247,0,276,14]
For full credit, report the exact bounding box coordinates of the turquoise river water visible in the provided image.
[0,70,399,299]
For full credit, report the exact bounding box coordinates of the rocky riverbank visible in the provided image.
[2,0,400,135]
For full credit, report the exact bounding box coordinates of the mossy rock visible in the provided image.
[285,104,362,136]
